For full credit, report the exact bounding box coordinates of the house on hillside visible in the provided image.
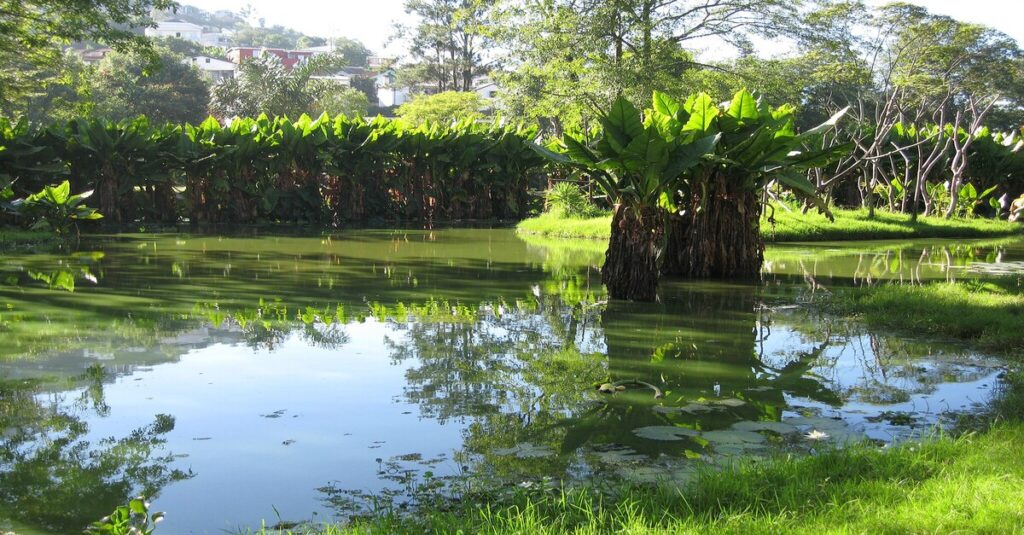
[79,47,113,64]
[147,19,231,47]
[200,30,232,47]
[226,47,317,71]
[375,70,411,107]
[311,66,376,85]
[186,56,236,83]
[368,56,396,70]
[145,20,204,42]
[473,78,499,101]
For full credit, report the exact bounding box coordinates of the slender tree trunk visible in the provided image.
[663,171,763,279]
[602,204,663,301]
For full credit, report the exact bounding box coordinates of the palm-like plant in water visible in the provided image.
[662,90,849,279]
[533,94,717,301]
[535,90,848,300]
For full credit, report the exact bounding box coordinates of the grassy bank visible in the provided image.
[829,276,1024,352]
[0,228,56,250]
[252,277,1024,535]
[516,207,1023,242]
[263,425,1023,534]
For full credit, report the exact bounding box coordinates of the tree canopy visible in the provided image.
[396,91,486,125]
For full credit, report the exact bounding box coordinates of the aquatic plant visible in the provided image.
[533,89,847,299]
[3,180,102,247]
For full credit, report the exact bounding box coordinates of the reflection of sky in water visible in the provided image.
[79,321,466,533]
[11,315,1000,532]
[1,232,1022,532]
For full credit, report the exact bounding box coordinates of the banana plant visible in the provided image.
[5,180,102,247]
[532,93,719,300]
[661,89,850,278]
[0,117,66,201]
[534,90,848,299]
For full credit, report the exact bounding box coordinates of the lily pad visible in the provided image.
[653,403,723,415]
[633,426,701,441]
[702,429,766,444]
[711,443,768,456]
[731,420,797,434]
[711,398,746,407]
[591,447,647,464]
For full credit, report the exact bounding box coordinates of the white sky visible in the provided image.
[183,0,1024,57]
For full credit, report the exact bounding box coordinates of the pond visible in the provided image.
[1,229,1021,533]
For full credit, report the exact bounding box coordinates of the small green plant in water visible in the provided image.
[86,497,164,535]
[4,180,102,247]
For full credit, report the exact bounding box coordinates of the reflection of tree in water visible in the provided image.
[379,280,852,487]
[0,369,191,533]
[385,288,607,479]
[773,307,988,405]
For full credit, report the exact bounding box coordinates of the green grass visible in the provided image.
[828,276,1024,352]
[515,211,615,240]
[515,207,1024,242]
[263,425,1024,534]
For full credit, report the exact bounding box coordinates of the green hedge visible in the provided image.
[0,114,550,225]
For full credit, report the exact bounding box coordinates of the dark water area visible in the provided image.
[1,229,1020,533]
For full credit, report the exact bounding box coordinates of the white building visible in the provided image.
[375,70,411,107]
[145,20,204,42]
[200,30,232,47]
[186,56,236,83]
[474,79,499,100]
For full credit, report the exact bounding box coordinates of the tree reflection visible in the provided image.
[0,369,191,533]
[379,277,851,492]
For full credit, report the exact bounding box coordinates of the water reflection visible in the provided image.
[0,369,190,533]
[0,231,1018,532]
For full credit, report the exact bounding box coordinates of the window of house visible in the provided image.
[175,32,181,37]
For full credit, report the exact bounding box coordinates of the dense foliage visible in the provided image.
[535,89,848,299]
[0,114,548,225]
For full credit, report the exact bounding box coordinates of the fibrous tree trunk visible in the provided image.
[602,204,663,301]
[662,171,763,279]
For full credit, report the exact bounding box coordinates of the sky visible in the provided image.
[184,0,1024,57]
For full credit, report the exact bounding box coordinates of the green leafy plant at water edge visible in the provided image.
[86,497,165,535]
[532,89,849,299]
[3,180,102,246]
[543,182,599,219]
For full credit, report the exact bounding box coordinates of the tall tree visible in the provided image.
[91,47,210,124]
[0,0,174,114]
[209,54,347,118]
[394,0,495,92]
[492,0,798,130]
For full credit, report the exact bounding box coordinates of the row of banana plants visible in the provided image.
[1,114,550,225]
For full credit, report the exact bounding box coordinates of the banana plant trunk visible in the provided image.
[602,204,663,301]
[663,171,763,279]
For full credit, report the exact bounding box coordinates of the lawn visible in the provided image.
[516,207,1023,243]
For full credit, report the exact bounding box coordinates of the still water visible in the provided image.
[0,230,1020,533]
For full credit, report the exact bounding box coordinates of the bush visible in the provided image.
[544,182,598,219]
